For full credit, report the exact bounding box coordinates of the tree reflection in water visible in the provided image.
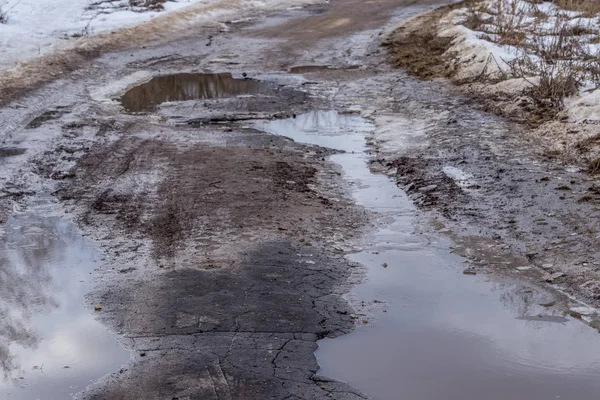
[0,210,74,381]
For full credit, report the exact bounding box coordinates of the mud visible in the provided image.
[259,109,600,400]
[288,65,359,74]
[2,0,600,399]
[371,75,600,313]
[0,147,27,157]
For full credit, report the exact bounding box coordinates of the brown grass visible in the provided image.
[589,158,600,174]
[553,0,600,17]
[383,9,455,79]
[129,0,167,11]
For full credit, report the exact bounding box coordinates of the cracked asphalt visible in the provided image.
[10,0,600,398]
[13,1,444,397]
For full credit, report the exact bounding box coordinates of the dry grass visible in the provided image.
[383,8,456,79]
[554,0,600,17]
[589,158,600,174]
[0,6,7,24]
[89,0,168,12]
[459,0,600,109]
[129,0,167,11]
[386,0,600,132]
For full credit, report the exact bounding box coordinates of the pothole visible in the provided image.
[120,73,276,112]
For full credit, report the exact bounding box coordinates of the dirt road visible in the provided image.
[3,0,600,399]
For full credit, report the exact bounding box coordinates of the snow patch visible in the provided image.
[439,10,516,81]
[0,0,322,73]
[442,166,475,189]
[432,0,600,125]
[371,113,431,156]
[90,70,153,106]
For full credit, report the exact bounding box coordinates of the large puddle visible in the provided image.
[120,73,275,112]
[0,197,128,399]
[259,111,600,399]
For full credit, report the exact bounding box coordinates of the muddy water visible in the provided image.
[120,73,274,112]
[259,111,600,400]
[0,197,128,399]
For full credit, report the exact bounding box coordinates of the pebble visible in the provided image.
[570,306,596,316]
[419,184,438,193]
[544,272,565,282]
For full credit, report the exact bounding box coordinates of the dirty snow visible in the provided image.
[0,0,321,71]
[442,166,475,189]
[0,0,199,69]
[438,17,516,82]
[435,0,600,122]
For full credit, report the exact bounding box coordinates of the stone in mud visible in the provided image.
[570,306,596,316]
[419,184,438,193]
[0,147,27,157]
[544,272,565,283]
[463,268,477,275]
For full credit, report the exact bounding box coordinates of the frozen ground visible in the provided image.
[0,0,317,71]
[389,0,600,165]
[0,0,201,68]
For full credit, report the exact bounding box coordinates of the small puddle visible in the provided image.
[0,197,129,399]
[258,110,600,399]
[120,73,275,112]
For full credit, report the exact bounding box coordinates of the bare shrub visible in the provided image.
[589,157,600,174]
[506,16,590,108]
[462,0,600,108]
[129,0,167,11]
[88,0,167,13]
[553,0,600,17]
[0,5,8,24]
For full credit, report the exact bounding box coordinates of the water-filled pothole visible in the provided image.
[120,73,276,112]
[0,197,129,398]
[258,111,600,400]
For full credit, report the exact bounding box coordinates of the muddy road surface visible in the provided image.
[2,0,600,399]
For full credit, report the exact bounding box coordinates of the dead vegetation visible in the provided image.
[128,0,167,11]
[386,0,600,167]
[88,0,168,13]
[0,4,8,24]
[383,5,464,80]
[554,0,600,17]
[388,0,600,110]
[389,0,600,110]
[462,0,600,109]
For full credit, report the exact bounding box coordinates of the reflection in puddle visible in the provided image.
[259,111,600,399]
[0,199,128,399]
[120,73,275,112]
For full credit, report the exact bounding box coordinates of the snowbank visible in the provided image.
[434,0,600,123]
[0,0,199,69]
[0,0,320,71]
[438,10,517,82]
